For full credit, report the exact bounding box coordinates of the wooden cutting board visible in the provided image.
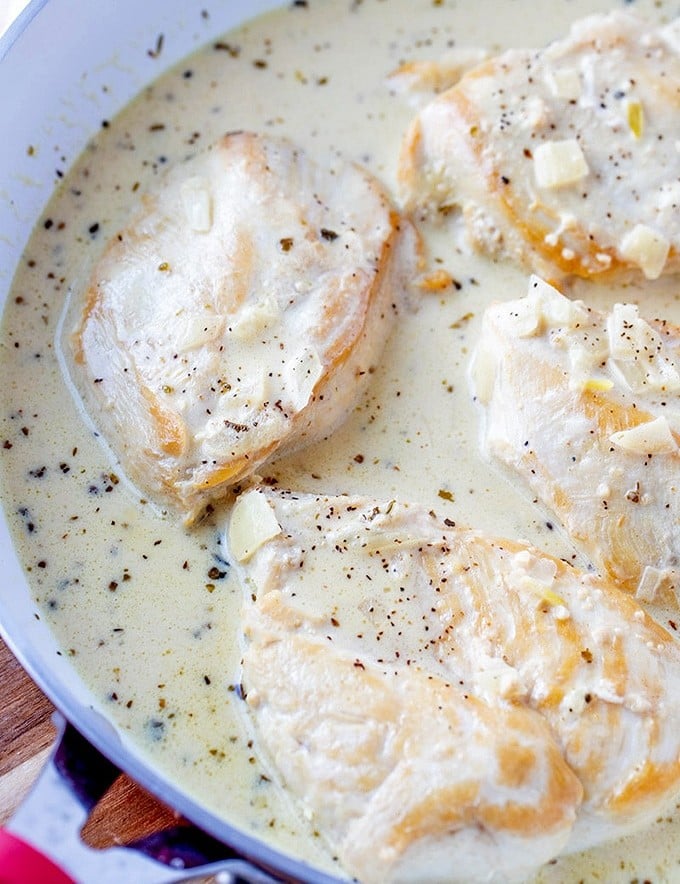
[0,638,217,879]
[0,637,55,826]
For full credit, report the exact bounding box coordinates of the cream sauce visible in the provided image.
[1,0,680,880]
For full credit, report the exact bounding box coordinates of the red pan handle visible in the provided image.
[0,830,75,884]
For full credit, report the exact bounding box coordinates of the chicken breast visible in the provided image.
[71,132,411,521]
[229,487,680,883]
[385,48,489,110]
[398,12,680,282]
[472,275,680,604]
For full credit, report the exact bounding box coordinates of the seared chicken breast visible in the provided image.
[399,12,680,282]
[472,276,680,604]
[229,488,680,883]
[72,132,409,521]
[385,48,489,109]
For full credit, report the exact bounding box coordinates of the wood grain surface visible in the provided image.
[0,637,54,826]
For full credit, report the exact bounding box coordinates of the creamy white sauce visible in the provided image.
[1,0,680,880]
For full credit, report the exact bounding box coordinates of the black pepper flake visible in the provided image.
[147,33,164,59]
[626,482,641,503]
[88,222,100,236]
[320,228,338,242]
[224,419,249,433]
[3,440,12,450]
[292,0,308,6]
[230,683,247,700]
[17,506,35,534]
[214,41,240,57]
[279,237,294,252]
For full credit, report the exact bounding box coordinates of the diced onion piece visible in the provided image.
[229,491,282,563]
[518,576,567,607]
[619,224,670,280]
[527,276,588,331]
[230,296,281,341]
[606,303,680,394]
[180,176,213,232]
[173,316,224,352]
[507,294,543,338]
[560,689,588,715]
[635,565,670,603]
[546,67,581,101]
[534,276,587,327]
[508,551,564,605]
[283,346,323,410]
[609,416,678,454]
[534,139,589,189]
[472,657,523,702]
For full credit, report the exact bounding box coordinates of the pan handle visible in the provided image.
[2,713,282,884]
[0,829,74,883]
